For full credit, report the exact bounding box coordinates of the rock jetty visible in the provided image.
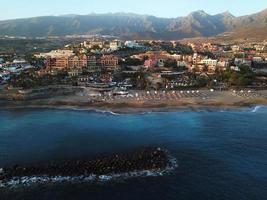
[0,147,176,187]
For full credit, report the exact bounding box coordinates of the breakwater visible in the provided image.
[0,147,177,189]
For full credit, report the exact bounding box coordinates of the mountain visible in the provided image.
[0,9,267,40]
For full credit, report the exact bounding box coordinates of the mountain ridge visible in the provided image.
[0,9,266,40]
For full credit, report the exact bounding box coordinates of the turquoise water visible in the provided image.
[0,107,267,200]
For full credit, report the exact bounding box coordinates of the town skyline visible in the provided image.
[1,0,267,20]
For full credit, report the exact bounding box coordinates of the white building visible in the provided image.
[110,40,123,51]
[125,41,140,48]
[36,50,75,59]
[254,44,265,51]
[83,40,104,49]
[231,45,240,52]
[201,59,218,67]
[13,58,27,64]
[230,66,240,71]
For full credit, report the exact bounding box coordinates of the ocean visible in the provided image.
[0,106,267,200]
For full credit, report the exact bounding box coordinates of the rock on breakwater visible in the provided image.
[0,147,177,189]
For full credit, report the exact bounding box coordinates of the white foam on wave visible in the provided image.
[90,109,122,116]
[251,106,262,113]
[0,156,178,189]
[21,106,124,116]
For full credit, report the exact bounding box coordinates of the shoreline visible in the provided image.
[0,99,265,114]
[1,89,266,114]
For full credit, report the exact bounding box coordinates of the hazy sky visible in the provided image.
[1,0,267,20]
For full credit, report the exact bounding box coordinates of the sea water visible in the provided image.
[0,106,267,200]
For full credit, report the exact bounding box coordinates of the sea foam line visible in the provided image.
[0,156,178,189]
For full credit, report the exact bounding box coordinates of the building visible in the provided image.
[68,69,82,77]
[55,57,68,70]
[254,44,265,51]
[84,40,104,49]
[217,61,229,71]
[177,61,187,68]
[234,58,252,67]
[170,54,182,61]
[44,53,88,70]
[253,57,263,63]
[36,50,75,59]
[44,57,56,69]
[125,41,140,48]
[13,58,27,64]
[135,51,171,61]
[144,59,157,68]
[100,55,119,70]
[37,68,58,76]
[231,45,240,52]
[230,66,240,71]
[0,58,33,73]
[87,56,102,71]
[110,40,123,51]
[87,56,97,66]
[68,55,87,69]
[208,65,217,74]
[201,59,218,67]
[252,61,267,73]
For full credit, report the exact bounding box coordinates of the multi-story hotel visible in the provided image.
[100,55,119,70]
[45,55,87,70]
[68,55,87,69]
[87,56,102,71]
[54,57,68,70]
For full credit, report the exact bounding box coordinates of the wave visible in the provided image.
[251,105,263,113]
[45,107,123,116]
[40,107,123,116]
[0,156,177,189]
[91,109,122,116]
[4,104,267,116]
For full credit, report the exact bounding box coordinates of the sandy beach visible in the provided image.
[0,89,267,113]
